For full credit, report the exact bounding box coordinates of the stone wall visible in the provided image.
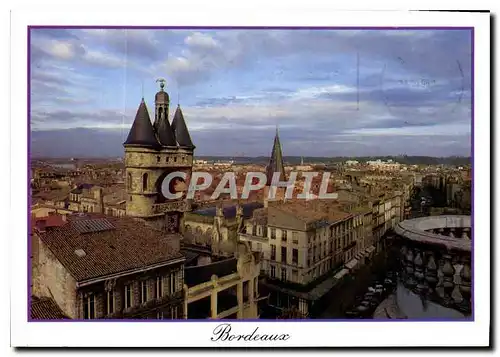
[34,236,78,318]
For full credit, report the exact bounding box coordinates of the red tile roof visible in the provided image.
[31,296,69,320]
[36,214,183,282]
[31,215,67,233]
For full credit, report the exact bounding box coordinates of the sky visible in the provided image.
[30,28,472,158]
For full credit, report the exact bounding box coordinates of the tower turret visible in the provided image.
[153,78,169,131]
[154,79,177,147]
[124,99,160,149]
[124,81,195,232]
[172,105,195,150]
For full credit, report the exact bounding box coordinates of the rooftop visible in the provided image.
[31,296,69,320]
[271,200,353,224]
[193,202,264,219]
[36,214,183,282]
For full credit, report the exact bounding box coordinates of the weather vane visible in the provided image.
[156,78,166,91]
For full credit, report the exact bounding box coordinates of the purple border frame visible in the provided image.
[27,25,475,323]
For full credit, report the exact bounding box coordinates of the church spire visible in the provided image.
[265,127,286,186]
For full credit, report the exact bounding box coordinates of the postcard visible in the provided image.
[8,4,490,349]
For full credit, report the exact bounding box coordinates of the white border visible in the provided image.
[10,5,490,347]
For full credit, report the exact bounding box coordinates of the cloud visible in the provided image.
[82,47,127,68]
[81,29,164,60]
[29,28,472,157]
[184,32,219,48]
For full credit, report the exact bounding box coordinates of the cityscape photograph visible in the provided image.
[29,28,472,321]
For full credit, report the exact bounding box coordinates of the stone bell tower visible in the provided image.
[123,79,196,232]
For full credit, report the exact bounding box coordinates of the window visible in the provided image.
[174,157,177,163]
[142,173,148,191]
[243,281,249,303]
[292,248,298,264]
[271,245,276,261]
[282,230,288,242]
[292,269,298,282]
[281,246,287,264]
[155,276,163,299]
[83,293,95,319]
[157,156,160,163]
[106,290,114,315]
[270,228,276,239]
[270,265,276,278]
[170,271,177,294]
[281,268,287,282]
[157,311,164,319]
[124,284,133,309]
[140,281,148,304]
[252,225,257,236]
[127,173,132,190]
[171,306,179,319]
[292,231,298,244]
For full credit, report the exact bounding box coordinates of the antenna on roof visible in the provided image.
[141,80,144,99]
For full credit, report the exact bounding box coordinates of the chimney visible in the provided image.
[93,187,104,213]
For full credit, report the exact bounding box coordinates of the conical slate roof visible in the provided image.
[156,111,177,147]
[265,128,286,186]
[124,99,160,149]
[171,105,195,149]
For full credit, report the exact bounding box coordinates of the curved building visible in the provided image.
[374,215,472,319]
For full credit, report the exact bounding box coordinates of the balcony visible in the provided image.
[374,215,472,319]
[151,200,191,214]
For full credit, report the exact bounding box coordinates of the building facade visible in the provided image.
[31,214,185,319]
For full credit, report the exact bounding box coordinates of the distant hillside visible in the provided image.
[195,156,472,166]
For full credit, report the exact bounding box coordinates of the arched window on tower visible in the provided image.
[143,173,148,192]
[158,107,163,120]
[127,173,132,190]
